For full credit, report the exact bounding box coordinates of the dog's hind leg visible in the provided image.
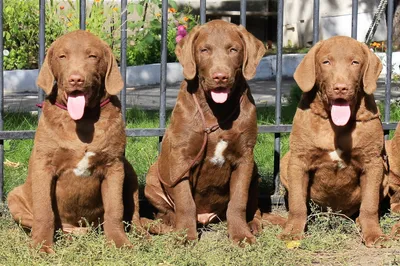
[7,185,34,230]
[143,162,176,234]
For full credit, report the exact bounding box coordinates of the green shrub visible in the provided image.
[2,0,199,70]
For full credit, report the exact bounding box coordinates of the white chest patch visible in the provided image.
[210,140,228,166]
[329,149,346,169]
[73,152,95,177]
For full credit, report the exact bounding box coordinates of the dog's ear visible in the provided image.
[37,45,55,95]
[105,46,124,95]
[362,43,382,95]
[294,42,322,92]
[175,25,201,80]
[237,25,266,80]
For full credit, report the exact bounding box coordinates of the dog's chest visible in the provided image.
[206,132,243,167]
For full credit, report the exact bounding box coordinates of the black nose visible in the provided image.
[68,74,85,86]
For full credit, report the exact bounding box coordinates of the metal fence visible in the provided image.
[0,0,398,201]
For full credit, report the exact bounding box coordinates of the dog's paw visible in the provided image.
[364,234,391,248]
[391,222,400,239]
[248,219,262,236]
[261,213,287,228]
[229,226,256,245]
[278,219,305,241]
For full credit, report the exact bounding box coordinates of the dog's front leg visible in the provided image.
[279,155,309,241]
[170,179,197,241]
[30,154,56,253]
[359,159,386,247]
[102,159,132,248]
[227,156,255,244]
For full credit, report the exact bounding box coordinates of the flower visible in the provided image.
[3,50,9,56]
[168,7,177,13]
[67,13,72,18]
[183,16,189,22]
[60,5,64,10]
[67,22,73,27]
[112,7,118,12]
[176,35,184,43]
[95,0,100,2]
[176,25,187,43]
[155,13,161,17]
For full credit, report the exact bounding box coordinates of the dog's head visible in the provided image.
[175,20,266,104]
[294,36,382,126]
[37,30,123,120]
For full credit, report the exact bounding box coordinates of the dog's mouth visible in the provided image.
[330,99,351,126]
[210,87,231,104]
[64,91,87,120]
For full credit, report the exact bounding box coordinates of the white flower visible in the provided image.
[3,50,9,56]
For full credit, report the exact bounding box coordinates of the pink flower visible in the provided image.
[176,35,184,43]
[176,25,187,43]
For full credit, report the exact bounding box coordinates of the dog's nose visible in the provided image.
[68,74,85,87]
[212,72,229,83]
[334,83,348,94]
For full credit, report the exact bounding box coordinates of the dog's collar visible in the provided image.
[36,98,111,110]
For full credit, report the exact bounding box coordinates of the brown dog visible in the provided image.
[143,20,283,244]
[7,30,140,253]
[385,126,400,235]
[279,36,387,247]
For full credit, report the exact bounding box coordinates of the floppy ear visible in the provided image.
[293,42,322,92]
[175,25,201,80]
[237,25,266,80]
[105,46,124,95]
[37,46,55,95]
[362,43,382,95]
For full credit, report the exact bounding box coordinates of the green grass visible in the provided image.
[1,95,400,264]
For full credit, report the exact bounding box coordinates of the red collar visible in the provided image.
[36,98,111,110]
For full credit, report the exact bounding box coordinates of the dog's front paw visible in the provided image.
[229,226,256,245]
[278,219,305,241]
[363,232,390,248]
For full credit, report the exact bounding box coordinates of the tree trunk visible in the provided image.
[393,0,400,48]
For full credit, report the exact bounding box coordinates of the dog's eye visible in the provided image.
[229,48,238,53]
[89,55,97,59]
[200,48,208,53]
[352,60,360,65]
[59,55,66,59]
[322,60,330,65]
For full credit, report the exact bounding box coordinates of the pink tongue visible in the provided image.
[210,89,229,103]
[67,95,85,120]
[331,102,351,126]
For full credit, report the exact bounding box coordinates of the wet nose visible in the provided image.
[212,72,229,83]
[68,74,85,87]
[334,83,348,94]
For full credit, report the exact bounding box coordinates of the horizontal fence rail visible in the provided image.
[0,0,397,200]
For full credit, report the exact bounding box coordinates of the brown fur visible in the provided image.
[280,36,388,247]
[143,20,285,244]
[7,30,141,253]
[385,127,400,236]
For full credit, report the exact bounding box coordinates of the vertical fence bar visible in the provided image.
[38,0,45,117]
[312,0,320,45]
[200,0,206,24]
[351,0,358,39]
[158,0,168,149]
[80,0,86,30]
[0,0,3,200]
[385,0,394,138]
[273,0,284,198]
[120,0,127,121]
[240,0,246,27]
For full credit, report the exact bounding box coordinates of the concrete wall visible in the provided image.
[284,0,387,47]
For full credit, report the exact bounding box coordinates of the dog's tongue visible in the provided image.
[210,88,229,103]
[331,101,351,126]
[67,94,85,120]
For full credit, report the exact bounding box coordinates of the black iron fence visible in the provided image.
[0,0,398,201]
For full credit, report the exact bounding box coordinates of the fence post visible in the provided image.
[385,0,394,139]
[120,0,127,121]
[80,0,86,30]
[0,0,3,200]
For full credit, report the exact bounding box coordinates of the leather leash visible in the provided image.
[157,92,243,188]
